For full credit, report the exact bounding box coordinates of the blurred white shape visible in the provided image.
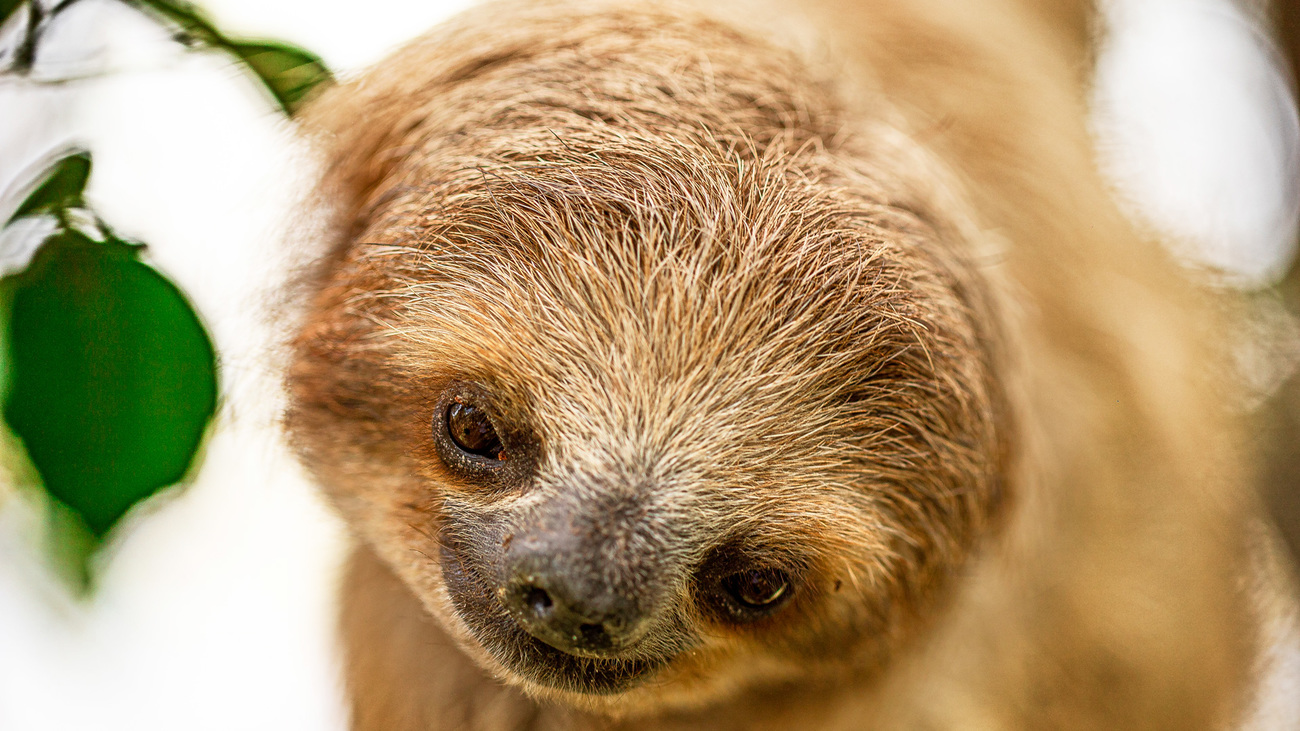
[0,426,349,731]
[193,0,478,72]
[0,215,56,276]
[27,0,178,79]
[1095,0,1300,286]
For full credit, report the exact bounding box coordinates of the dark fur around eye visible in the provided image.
[431,383,534,486]
[698,547,799,624]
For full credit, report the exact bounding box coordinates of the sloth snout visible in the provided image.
[491,480,685,658]
[502,555,650,657]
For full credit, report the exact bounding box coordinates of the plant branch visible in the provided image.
[11,1,43,73]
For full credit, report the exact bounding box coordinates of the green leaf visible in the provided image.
[45,494,99,595]
[127,0,332,116]
[8,151,91,224]
[128,0,223,47]
[2,230,218,539]
[0,0,23,33]
[226,41,331,116]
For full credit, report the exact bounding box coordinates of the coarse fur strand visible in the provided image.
[284,0,1285,728]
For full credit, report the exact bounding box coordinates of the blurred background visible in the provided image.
[0,0,1296,728]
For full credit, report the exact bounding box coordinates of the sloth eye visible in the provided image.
[445,398,505,461]
[721,568,789,609]
[432,384,530,484]
[700,550,797,623]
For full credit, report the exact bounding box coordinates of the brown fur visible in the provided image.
[286,0,1264,728]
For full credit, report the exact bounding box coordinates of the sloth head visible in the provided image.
[287,1,1007,714]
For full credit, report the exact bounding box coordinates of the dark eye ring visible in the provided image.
[721,568,790,610]
[431,383,536,488]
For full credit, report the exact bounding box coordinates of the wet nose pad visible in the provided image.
[501,566,647,657]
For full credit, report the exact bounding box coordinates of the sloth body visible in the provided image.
[287,0,1283,728]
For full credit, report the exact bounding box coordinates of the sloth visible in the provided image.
[285,0,1293,728]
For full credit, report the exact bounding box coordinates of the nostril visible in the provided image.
[578,622,608,648]
[524,586,553,618]
[502,571,644,655]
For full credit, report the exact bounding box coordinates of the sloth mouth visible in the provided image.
[439,533,669,694]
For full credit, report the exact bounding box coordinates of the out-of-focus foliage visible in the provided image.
[224,41,331,115]
[3,0,332,116]
[126,0,332,115]
[6,231,218,537]
[10,152,89,219]
[0,0,22,32]
[0,0,333,592]
[1,153,218,590]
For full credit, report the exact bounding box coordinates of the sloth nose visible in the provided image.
[501,561,648,657]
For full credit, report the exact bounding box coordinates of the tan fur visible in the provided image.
[286,0,1269,728]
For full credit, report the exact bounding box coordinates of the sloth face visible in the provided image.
[289,132,1005,709]
[430,380,800,695]
[287,8,1006,710]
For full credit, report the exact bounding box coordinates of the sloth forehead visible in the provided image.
[347,158,965,485]
[369,139,945,363]
[316,0,980,445]
[372,158,935,369]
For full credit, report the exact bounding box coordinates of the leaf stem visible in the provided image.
[11,2,43,73]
